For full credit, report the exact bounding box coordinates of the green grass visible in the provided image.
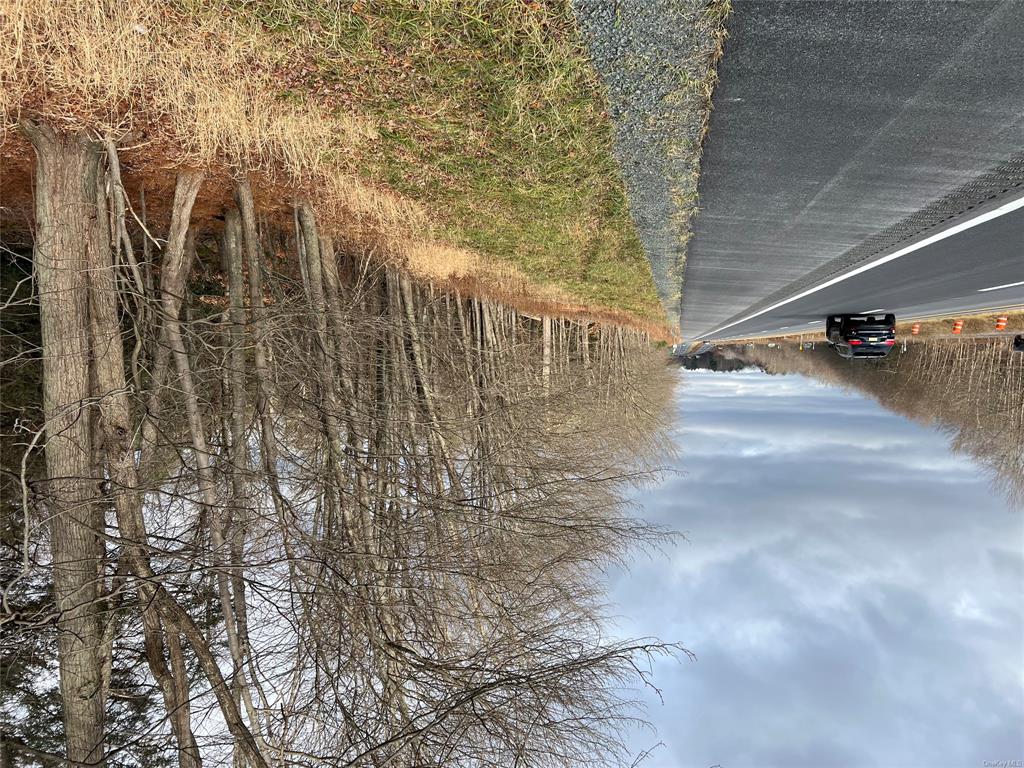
[190,0,665,324]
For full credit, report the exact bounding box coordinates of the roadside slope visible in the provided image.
[0,0,665,328]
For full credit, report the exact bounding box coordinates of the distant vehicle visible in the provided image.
[825,314,896,359]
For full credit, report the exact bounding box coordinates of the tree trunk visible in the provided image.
[22,121,107,767]
[581,321,591,370]
[542,315,552,391]
[220,208,268,753]
[140,173,204,453]
[84,148,203,768]
[136,173,269,768]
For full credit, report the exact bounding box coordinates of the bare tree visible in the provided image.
[741,338,1024,502]
[2,140,680,768]
[21,122,107,768]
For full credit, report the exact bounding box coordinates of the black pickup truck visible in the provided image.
[825,314,897,359]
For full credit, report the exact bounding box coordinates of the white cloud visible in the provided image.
[611,367,1024,767]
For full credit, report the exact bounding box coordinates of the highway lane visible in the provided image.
[680,0,1024,339]
[694,189,1024,341]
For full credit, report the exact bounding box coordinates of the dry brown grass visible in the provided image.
[1,0,367,170]
[383,238,674,340]
[0,0,672,332]
[0,0,433,233]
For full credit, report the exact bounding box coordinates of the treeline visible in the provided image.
[738,340,1024,503]
[0,127,677,766]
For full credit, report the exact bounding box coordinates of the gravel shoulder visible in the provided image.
[573,0,728,321]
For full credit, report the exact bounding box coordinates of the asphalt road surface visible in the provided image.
[692,189,1024,341]
[681,0,1024,340]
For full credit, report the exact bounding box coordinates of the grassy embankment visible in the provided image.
[1,0,667,330]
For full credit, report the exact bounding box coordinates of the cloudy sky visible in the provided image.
[611,368,1024,768]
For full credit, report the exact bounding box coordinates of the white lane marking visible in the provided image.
[694,192,1024,340]
[806,321,818,324]
[977,280,1024,292]
[861,308,886,313]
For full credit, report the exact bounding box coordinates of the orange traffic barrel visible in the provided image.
[911,323,921,335]
[952,320,964,335]
[995,316,1008,331]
